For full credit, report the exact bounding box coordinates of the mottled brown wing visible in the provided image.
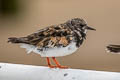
[25,24,74,48]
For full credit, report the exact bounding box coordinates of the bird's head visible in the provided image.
[66,18,96,33]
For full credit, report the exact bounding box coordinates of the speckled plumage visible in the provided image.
[8,18,95,57]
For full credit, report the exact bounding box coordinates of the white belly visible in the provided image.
[20,42,78,57]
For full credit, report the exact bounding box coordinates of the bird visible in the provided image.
[106,44,120,53]
[8,18,96,69]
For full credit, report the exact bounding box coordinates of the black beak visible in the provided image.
[86,26,96,31]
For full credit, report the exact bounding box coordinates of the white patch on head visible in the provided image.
[20,42,78,57]
[84,29,87,34]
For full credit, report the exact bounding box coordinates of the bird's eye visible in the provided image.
[80,24,84,26]
[80,24,86,27]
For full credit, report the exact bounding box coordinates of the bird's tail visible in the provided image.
[106,44,120,53]
[8,37,28,44]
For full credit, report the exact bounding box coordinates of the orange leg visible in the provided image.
[52,57,68,69]
[46,57,57,68]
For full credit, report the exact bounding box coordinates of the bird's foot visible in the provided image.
[47,57,69,69]
[48,65,68,69]
[56,65,69,69]
[48,65,57,68]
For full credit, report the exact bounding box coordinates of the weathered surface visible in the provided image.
[0,63,120,80]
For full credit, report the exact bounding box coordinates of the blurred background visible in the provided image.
[0,0,120,72]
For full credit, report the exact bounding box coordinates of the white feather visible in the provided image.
[20,42,78,57]
[20,44,36,54]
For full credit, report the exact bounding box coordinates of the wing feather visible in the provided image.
[24,24,74,48]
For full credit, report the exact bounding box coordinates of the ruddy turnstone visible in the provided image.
[8,18,96,68]
[106,44,120,53]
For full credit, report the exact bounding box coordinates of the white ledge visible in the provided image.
[0,63,120,80]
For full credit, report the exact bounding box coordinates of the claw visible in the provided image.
[57,65,68,69]
[48,65,57,68]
